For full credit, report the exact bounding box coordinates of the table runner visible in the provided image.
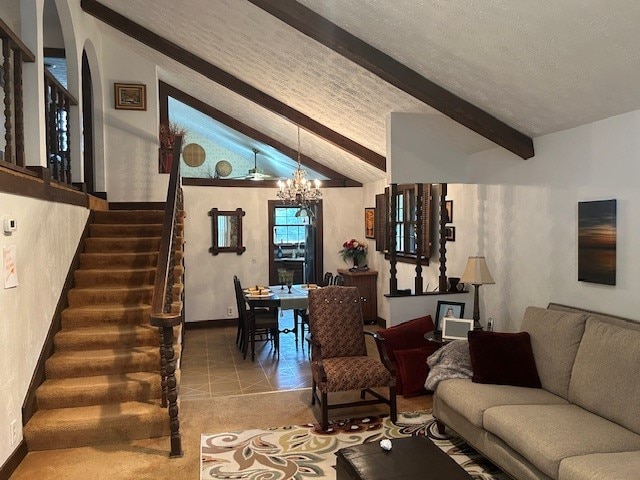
[270,285,309,310]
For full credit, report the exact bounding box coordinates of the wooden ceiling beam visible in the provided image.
[183,178,360,188]
[81,0,386,171]
[159,81,361,186]
[247,0,535,160]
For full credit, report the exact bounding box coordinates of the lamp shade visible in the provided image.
[460,256,495,285]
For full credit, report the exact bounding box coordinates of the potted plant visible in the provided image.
[339,238,368,268]
[158,122,187,173]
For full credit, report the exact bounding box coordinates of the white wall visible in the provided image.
[0,193,88,466]
[0,0,21,33]
[462,110,640,330]
[388,110,640,331]
[362,119,479,326]
[387,112,474,185]
[183,185,364,322]
[101,37,167,201]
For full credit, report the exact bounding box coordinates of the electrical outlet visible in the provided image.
[10,420,17,446]
[226,307,234,317]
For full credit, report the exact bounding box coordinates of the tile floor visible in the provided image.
[180,311,314,400]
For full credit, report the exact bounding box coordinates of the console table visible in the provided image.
[337,269,378,324]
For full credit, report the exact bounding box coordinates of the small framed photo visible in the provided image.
[114,83,147,110]
[364,207,375,239]
[435,300,465,332]
[445,200,453,223]
[445,226,456,242]
[442,317,474,341]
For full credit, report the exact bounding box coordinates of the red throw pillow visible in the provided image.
[468,331,541,388]
[377,316,435,363]
[394,344,439,398]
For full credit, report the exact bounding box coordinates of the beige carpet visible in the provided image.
[10,389,428,479]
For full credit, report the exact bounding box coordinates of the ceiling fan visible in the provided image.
[229,148,276,181]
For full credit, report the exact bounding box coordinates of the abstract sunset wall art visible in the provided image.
[578,200,616,285]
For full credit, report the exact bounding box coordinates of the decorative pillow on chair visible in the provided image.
[377,316,435,395]
[468,331,541,388]
[394,344,439,398]
[377,316,435,362]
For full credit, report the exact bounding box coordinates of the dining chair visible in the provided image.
[322,272,334,286]
[233,276,280,360]
[307,286,397,430]
[332,274,344,286]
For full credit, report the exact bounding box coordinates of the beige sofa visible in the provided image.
[433,303,640,480]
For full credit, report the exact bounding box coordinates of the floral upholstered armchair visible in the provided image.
[307,286,397,430]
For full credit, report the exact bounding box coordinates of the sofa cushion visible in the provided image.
[377,316,434,362]
[468,331,541,388]
[520,306,587,398]
[559,451,640,480]
[548,303,640,333]
[483,404,640,479]
[436,378,567,427]
[394,345,437,397]
[568,318,640,435]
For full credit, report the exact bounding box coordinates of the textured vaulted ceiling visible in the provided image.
[297,0,640,138]
[95,0,640,182]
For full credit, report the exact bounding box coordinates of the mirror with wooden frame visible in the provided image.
[208,208,246,255]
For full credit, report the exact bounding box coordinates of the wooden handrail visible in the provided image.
[151,134,183,315]
[150,134,184,459]
[44,70,76,184]
[0,17,36,62]
[44,69,78,105]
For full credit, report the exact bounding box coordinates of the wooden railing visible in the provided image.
[44,69,77,184]
[150,134,184,458]
[0,18,35,170]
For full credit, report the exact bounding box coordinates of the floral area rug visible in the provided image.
[200,410,508,479]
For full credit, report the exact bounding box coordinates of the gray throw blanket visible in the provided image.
[424,340,473,391]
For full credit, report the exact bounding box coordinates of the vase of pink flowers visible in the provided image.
[339,238,367,268]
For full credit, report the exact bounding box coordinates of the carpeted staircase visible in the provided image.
[23,210,183,451]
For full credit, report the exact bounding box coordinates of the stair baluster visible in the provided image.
[150,313,182,458]
[150,135,184,458]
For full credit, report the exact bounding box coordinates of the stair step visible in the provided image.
[79,250,183,269]
[24,401,170,450]
[79,251,156,269]
[93,210,165,224]
[89,224,163,238]
[74,267,155,287]
[83,236,184,253]
[68,285,153,306]
[45,346,162,378]
[61,303,151,327]
[60,302,181,328]
[53,324,163,351]
[67,284,183,307]
[36,372,162,409]
[84,237,161,253]
[73,265,183,287]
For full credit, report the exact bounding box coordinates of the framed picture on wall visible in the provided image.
[364,208,375,239]
[114,83,147,110]
[578,199,616,285]
[444,226,456,241]
[445,200,453,223]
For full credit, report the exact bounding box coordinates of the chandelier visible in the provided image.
[276,127,322,207]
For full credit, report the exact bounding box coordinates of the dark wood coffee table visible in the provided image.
[335,436,472,480]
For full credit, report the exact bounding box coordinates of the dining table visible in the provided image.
[243,284,318,360]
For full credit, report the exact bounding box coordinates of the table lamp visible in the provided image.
[460,256,495,330]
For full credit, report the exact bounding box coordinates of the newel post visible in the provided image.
[150,312,183,458]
